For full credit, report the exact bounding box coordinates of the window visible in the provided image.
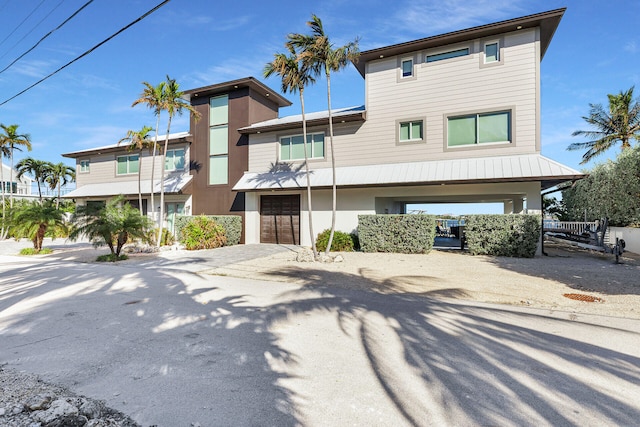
[80,160,90,173]
[401,58,413,77]
[209,95,228,185]
[165,148,185,171]
[448,111,511,147]
[399,120,423,142]
[116,154,139,175]
[280,133,324,161]
[485,42,499,63]
[426,48,469,63]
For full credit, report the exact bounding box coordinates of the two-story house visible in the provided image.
[233,8,583,246]
[1,162,33,198]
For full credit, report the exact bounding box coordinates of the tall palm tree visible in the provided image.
[0,142,9,239]
[0,124,32,210]
[569,86,640,164]
[16,157,51,202]
[264,45,319,258]
[45,162,75,208]
[118,125,153,215]
[132,81,166,226]
[156,75,200,247]
[288,15,359,255]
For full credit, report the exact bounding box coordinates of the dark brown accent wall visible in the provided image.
[188,85,282,243]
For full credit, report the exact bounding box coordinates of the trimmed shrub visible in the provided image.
[175,215,241,246]
[358,214,436,254]
[96,254,128,262]
[465,214,540,258]
[315,229,357,252]
[180,215,227,250]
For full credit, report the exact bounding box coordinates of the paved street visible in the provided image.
[1,248,640,426]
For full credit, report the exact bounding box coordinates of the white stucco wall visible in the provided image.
[609,227,640,255]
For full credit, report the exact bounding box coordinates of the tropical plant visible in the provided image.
[0,124,32,208]
[11,199,67,252]
[45,162,75,208]
[180,215,226,250]
[118,125,153,215]
[132,81,166,227]
[568,86,640,164]
[70,196,154,258]
[264,44,318,258]
[288,14,360,255]
[16,157,51,202]
[156,75,201,247]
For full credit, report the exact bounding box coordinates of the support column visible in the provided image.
[504,200,514,214]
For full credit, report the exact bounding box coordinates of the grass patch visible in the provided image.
[19,248,53,255]
[96,254,128,262]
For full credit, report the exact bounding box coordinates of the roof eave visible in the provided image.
[353,8,566,76]
[238,112,367,135]
[183,76,292,108]
[62,135,191,159]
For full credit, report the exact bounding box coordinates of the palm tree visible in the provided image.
[118,125,153,215]
[156,75,201,247]
[12,199,67,251]
[0,124,32,227]
[132,81,166,226]
[45,162,75,208]
[70,196,153,259]
[264,45,319,258]
[0,142,9,239]
[16,157,52,202]
[569,86,640,164]
[288,14,359,255]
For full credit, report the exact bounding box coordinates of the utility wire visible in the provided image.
[0,0,171,107]
[0,0,66,62]
[0,0,47,49]
[0,0,92,74]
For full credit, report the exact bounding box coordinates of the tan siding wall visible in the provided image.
[248,29,540,172]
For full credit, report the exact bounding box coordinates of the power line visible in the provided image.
[0,0,171,107]
[0,0,66,62]
[0,0,47,49]
[0,0,93,74]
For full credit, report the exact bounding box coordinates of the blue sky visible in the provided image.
[0,0,638,213]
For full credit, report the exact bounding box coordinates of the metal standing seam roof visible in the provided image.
[62,175,193,198]
[232,154,585,191]
[238,106,366,134]
[62,132,192,158]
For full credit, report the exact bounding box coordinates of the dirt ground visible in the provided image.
[205,239,640,320]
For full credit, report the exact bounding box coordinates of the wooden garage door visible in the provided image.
[260,195,300,244]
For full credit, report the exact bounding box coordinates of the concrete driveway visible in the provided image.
[1,246,640,426]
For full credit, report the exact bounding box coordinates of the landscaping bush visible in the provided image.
[175,215,241,246]
[96,254,128,262]
[464,214,540,258]
[19,247,53,255]
[358,214,436,254]
[180,215,227,250]
[315,229,357,252]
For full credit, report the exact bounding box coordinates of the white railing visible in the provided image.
[543,220,597,235]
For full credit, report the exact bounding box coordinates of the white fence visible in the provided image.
[543,220,597,235]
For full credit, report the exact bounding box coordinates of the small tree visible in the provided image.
[70,196,154,258]
[118,125,153,215]
[45,162,75,208]
[16,157,51,202]
[11,199,67,251]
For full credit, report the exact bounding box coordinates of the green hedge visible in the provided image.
[358,214,436,253]
[465,214,540,258]
[315,229,357,252]
[174,215,242,246]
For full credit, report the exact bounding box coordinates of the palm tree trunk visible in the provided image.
[1,159,6,239]
[157,115,173,247]
[300,89,317,258]
[150,115,160,226]
[325,70,337,256]
[9,148,15,208]
[57,181,61,209]
[138,148,143,216]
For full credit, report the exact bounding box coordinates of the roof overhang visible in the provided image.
[62,132,191,158]
[233,154,584,192]
[63,175,192,199]
[183,76,292,108]
[354,8,566,77]
[238,107,366,135]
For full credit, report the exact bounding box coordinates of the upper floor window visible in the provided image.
[447,111,511,147]
[209,95,229,185]
[116,154,139,175]
[79,160,90,173]
[280,132,325,161]
[401,58,413,78]
[485,42,499,63]
[165,148,185,171]
[426,48,469,63]
[398,120,424,143]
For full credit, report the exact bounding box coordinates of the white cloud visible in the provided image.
[624,40,638,53]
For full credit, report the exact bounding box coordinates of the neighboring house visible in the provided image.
[63,78,290,240]
[1,162,33,198]
[234,8,584,247]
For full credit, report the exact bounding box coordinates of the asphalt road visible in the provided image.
[1,249,640,426]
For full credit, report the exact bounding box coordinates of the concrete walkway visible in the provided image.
[2,242,640,426]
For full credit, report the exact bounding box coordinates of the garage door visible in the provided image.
[260,195,300,244]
